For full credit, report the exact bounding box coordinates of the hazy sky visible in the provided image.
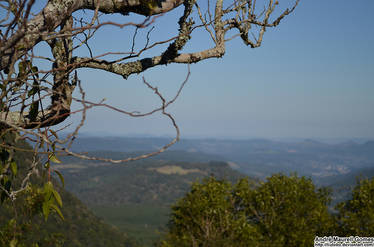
[65,0,374,139]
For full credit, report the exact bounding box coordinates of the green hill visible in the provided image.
[57,151,246,245]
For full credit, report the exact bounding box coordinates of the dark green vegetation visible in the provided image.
[92,204,169,245]
[160,175,374,247]
[58,151,245,245]
[0,188,138,247]
[0,137,137,247]
[335,177,374,236]
[60,151,243,205]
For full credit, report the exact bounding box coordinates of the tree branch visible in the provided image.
[81,0,184,16]
[0,0,184,71]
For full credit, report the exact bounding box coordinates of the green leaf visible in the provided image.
[42,201,51,221]
[49,153,61,163]
[54,170,65,188]
[9,239,17,247]
[44,160,50,169]
[44,181,53,199]
[45,181,53,189]
[1,176,8,186]
[50,204,64,220]
[10,161,17,176]
[52,189,63,207]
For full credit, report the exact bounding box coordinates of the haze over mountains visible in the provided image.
[54,135,374,245]
[69,136,374,185]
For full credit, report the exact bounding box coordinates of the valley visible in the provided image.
[52,136,374,245]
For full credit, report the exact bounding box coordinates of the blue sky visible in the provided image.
[64,0,374,139]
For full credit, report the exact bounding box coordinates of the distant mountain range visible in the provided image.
[56,136,374,245]
[69,136,374,183]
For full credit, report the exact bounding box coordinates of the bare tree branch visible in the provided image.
[0,0,184,71]
[1,0,300,171]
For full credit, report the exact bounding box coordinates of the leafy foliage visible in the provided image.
[0,136,138,247]
[1,185,139,247]
[236,174,334,246]
[160,174,334,247]
[160,177,258,247]
[335,177,374,236]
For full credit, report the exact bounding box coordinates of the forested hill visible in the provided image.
[0,138,137,247]
[56,150,247,244]
[58,150,245,206]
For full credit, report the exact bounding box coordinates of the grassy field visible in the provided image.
[90,204,171,246]
[148,165,205,175]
